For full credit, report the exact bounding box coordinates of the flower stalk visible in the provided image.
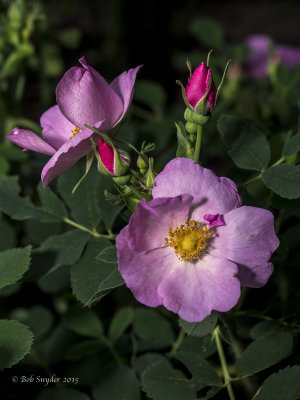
[213,325,236,400]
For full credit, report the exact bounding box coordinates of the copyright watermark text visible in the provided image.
[11,375,79,386]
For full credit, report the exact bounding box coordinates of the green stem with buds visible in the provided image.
[193,124,203,164]
[213,325,236,400]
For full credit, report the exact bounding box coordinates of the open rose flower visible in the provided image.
[116,158,279,322]
[6,57,141,187]
[245,35,300,78]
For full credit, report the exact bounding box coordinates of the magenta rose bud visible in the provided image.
[97,139,130,177]
[185,62,216,114]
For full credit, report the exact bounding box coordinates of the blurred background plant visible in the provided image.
[0,1,300,399]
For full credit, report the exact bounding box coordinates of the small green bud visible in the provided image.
[113,174,132,185]
[145,157,155,188]
[137,154,148,173]
[185,121,197,134]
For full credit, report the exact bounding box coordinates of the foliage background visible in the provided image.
[0,0,300,399]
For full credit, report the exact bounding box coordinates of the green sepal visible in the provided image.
[175,121,194,159]
[145,157,155,188]
[176,80,191,109]
[185,121,197,134]
[184,108,211,126]
[72,149,94,194]
[113,174,132,185]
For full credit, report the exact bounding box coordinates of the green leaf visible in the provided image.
[175,351,222,386]
[282,131,300,158]
[0,319,33,370]
[133,309,175,348]
[26,306,54,339]
[38,265,70,294]
[189,18,223,50]
[96,245,117,263]
[65,340,104,361]
[108,307,134,342]
[92,365,141,400]
[35,388,91,400]
[35,230,89,275]
[0,218,16,251]
[218,115,270,171]
[58,163,121,230]
[71,238,124,306]
[37,183,68,218]
[250,320,281,340]
[254,365,300,400]
[262,164,300,199]
[0,176,60,222]
[135,80,166,113]
[134,353,169,376]
[142,360,197,400]
[179,312,218,337]
[63,306,103,338]
[24,219,61,246]
[235,330,293,378]
[0,246,31,290]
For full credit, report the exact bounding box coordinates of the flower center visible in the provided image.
[165,220,212,262]
[69,126,80,139]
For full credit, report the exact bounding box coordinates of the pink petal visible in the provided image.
[40,105,76,150]
[244,35,270,78]
[41,124,102,187]
[56,57,123,130]
[127,194,193,252]
[236,261,274,288]
[98,139,115,174]
[209,206,279,287]
[6,128,56,156]
[185,62,216,111]
[117,229,176,307]
[110,65,142,125]
[158,254,240,322]
[276,44,300,68]
[153,158,241,219]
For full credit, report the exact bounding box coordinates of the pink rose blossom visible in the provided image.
[245,35,300,78]
[6,57,141,187]
[116,158,279,322]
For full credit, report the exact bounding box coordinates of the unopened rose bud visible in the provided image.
[145,157,155,188]
[137,154,148,174]
[97,139,130,177]
[185,62,216,115]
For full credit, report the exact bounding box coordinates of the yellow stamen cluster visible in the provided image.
[165,220,212,262]
[69,126,80,139]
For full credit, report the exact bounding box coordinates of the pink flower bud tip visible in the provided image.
[98,139,130,176]
[185,62,216,112]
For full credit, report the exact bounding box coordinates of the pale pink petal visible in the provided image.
[110,65,142,125]
[56,57,123,130]
[209,206,279,287]
[117,228,177,307]
[6,128,56,156]
[236,261,274,288]
[40,105,77,150]
[153,158,241,219]
[158,254,240,322]
[127,195,193,252]
[41,126,100,187]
